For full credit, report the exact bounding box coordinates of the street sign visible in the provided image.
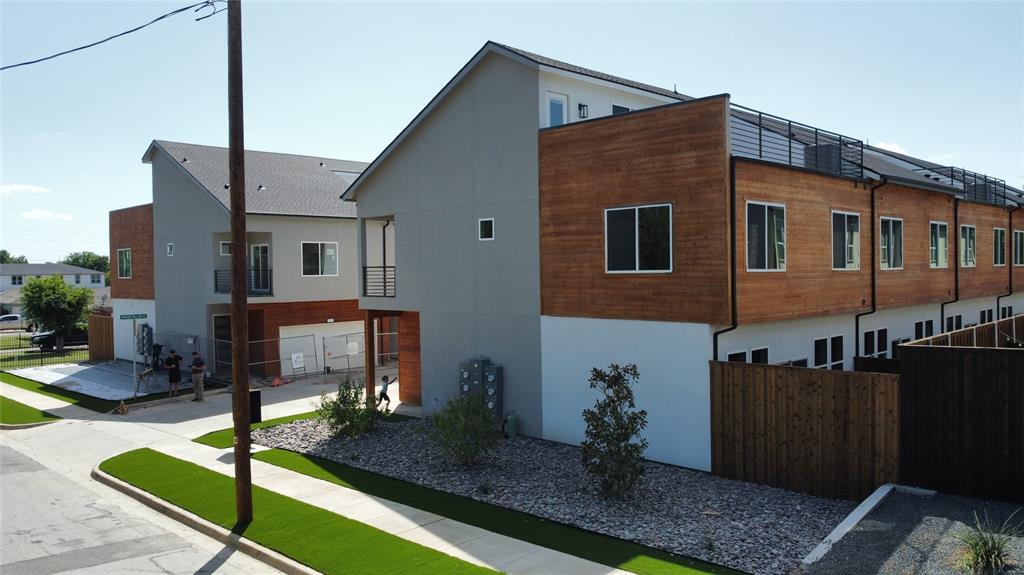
[120,313,148,320]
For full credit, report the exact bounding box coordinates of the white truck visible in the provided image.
[0,314,34,331]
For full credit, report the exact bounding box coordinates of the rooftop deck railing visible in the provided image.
[363,266,395,298]
[914,166,1015,206]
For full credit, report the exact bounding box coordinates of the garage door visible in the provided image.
[278,321,363,377]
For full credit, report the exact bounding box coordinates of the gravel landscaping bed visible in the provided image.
[254,418,856,575]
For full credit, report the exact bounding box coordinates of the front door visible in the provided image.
[213,314,232,375]
[250,244,270,293]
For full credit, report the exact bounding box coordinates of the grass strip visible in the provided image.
[254,449,742,575]
[0,395,60,425]
[0,372,173,413]
[194,410,414,448]
[100,448,496,575]
[0,348,89,370]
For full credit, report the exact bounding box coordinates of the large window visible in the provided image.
[605,204,672,273]
[960,225,976,267]
[547,92,568,127]
[813,335,844,370]
[747,202,786,271]
[300,242,338,277]
[117,248,132,279]
[930,222,948,268]
[880,217,903,270]
[831,211,860,270]
[993,228,1006,266]
[1015,230,1024,266]
[11,275,23,286]
[863,328,889,359]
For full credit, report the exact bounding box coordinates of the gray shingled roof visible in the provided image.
[147,140,368,218]
[0,263,101,276]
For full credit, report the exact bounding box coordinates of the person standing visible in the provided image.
[164,349,182,397]
[375,375,392,412]
[190,351,206,402]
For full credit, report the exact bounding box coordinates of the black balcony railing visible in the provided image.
[914,167,1014,207]
[214,269,273,296]
[363,266,395,297]
[730,104,865,180]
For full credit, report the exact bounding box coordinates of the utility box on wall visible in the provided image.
[483,364,502,419]
[459,357,502,420]
[458,357,488,398]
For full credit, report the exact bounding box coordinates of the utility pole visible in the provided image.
[227,0,253,524]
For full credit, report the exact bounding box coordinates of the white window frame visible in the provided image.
[880,216,903,271]
[960,224,976,268]
[1014,230,1024,266]
[90,274,101,284]
[863,327,889,359]
[611,104,631,115]
[11,275,23,286]
[74,274,81,284]
[117,248,132,279]
[300,241,339,278]
[831,210,860,271]
[478,218,495,242]
[604,204,673,274]
[745,200,787,273]
[219,241,232,256]
[726,347,769,364]
[167,243,174,257]
[929,221,948,269]
[726,350,748,363]
[546,91,569,127]
[993,227,1006,267]
[813,335,844,370]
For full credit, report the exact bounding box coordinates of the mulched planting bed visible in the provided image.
[254,417,856,575]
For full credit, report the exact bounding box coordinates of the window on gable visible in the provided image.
[960,225,976,267]
[880,217,903,270]
[117,248,132,279]
[478,218,494,241]
[930,222,948,268]
[747,202,786,271]
[832,211,860,270]
[301,242,338,277]
[612,104,631,115]
[547,92,568,127]
[605,204,672,273]
[993,228,1006,266]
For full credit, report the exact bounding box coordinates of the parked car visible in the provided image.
[0,314,33,331]
[31,326,88,350]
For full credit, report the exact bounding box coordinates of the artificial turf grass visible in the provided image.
[0,371,171,413]
[253,449,743,575]
[99,448,496,575]
[0,394,60,424]
[193,410,414,449]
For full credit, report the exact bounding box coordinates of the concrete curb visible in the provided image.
[91,464,319,575]
[0,419,58,430]
[802,483,937,565]
[120,386,231,411]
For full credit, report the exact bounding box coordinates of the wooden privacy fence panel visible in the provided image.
[710,361,899,501]
[899,345,1024,503]
[853,356,900,374]
[87,314,114,361]
[910,314,1023,348]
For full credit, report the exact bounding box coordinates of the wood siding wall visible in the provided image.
[398,311,421,405]
[958,201,1013,299]
[539,95,731,325]
[87,314,114,362]
[246,299,365,377]
[710,361,899,500]
[109,204,154,300]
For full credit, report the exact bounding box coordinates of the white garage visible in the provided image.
[278,321,363,377]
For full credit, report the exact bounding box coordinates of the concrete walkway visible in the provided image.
[1,378,629,575]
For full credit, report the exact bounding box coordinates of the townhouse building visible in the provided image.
[109,204,156,360]
[345,42,1023,471]
[0,263,108,316]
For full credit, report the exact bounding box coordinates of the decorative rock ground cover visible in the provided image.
[254,418,855,575]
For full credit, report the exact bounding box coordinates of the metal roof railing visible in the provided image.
[914,166,1013,207]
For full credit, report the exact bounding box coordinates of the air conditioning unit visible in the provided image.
[804,143,842,174]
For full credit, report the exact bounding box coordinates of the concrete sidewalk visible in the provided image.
[2,377,630,574]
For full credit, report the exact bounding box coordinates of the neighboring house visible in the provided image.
[344,42,1024,471]
[109,204,156,361]
[130,140,379,377]
[0,263,108,316]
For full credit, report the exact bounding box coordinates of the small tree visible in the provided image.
[0,249,29,264]
[20,275,93,351]
[315,378,377,437]
[581,363,648,500]
[430,393,500,466]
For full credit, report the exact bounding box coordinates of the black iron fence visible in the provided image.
[0,335,89,371]
[915,166,1013,207]
[363,266,396,297]
[214,269,273,296]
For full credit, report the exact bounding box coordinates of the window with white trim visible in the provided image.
[605,204,672,273]
[74,274,81,284]
[831,211,860,270]
[546,92,568,127]
[167,243,174,257]
[813,335,843,370]
[726,351,747,363]
[1014,230,1024,266]
[1000,305,1014,319]
[863,328,889,359]
[117,248,132,279]
[980,309,994,324]
[960,225,976,267]
[11,275,23,286]
[300,242,338,277]
[219,241,232,256]
[880,217,903,270]
[90,274,101,284]
[750,347,768,364]
[945,314,963,332]
[478,218,494,241]
[993,228,1006,266]
[747,202,786,271]
[914,320,935,340]
[930,222,948,268]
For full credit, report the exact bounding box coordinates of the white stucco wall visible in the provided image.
[537,69,674,128]
[112,298,156,361]
[540,315,713,471]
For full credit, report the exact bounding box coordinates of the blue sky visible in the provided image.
[1,1,1021,263]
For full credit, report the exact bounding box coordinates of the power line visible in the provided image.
[1,1,224,72]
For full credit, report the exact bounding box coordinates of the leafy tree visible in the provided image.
[61,251,109,273]
[581,363,649,500]
[0,249,28,264]
[20,275,93,351]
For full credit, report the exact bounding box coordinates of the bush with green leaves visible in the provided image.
[956,509,1021,574]
[430,393,500,466]
[315,378,376,438]
[20,275,93,351]
[581,363,648,500]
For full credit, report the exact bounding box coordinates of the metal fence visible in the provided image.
[0,332,89,371]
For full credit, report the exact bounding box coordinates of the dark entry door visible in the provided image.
[213,315,231,375]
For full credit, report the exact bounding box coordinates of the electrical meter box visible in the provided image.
[458,357,490,398]
[483,364,503,419]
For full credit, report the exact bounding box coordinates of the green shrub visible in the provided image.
[581,363,648,500]
[956,509,1021,574]
[430,393,500,466]
[315,378,376,438]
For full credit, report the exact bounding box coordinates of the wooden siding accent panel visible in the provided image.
[247,299,365,376]
[734,161,872,323]
[398,311,421,406]
[958,201,1012,300]
[539,96,731,325]
[109,204,154,300]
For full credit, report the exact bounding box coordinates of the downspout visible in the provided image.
[381,220,391,268]
[855,177,886,355]
[712,157,738,360]
[940,199,961,329]
[995,206,1020,316]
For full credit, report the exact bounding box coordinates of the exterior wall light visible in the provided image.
[578,103,588,119]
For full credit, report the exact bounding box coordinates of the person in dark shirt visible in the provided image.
[191,352,206,402]
[164,350,182,397]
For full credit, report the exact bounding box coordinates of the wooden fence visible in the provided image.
[87,314,114,362]
[899,344,1024,503]
[710,361,900,500]
[909,314,1024,349]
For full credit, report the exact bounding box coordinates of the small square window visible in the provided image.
[219,241,232,256]
[167,243,174,257]
[478,218,494,241]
